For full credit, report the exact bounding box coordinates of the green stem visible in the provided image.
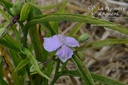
[50,60,60,85]
[18,22,27,47]
[59,61,68,74]
[29,26,43,61]
[29,26,49,84]
[72,54,95,85]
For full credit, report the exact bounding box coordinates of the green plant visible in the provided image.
[0,0,126,85]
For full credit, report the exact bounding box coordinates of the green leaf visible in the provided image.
[0,46,23,85]
[26,14,128,35]
[68,23,84,36]
[72,54,95,85]
[0,0,13,15]
[52,0,68,33]
[59,70,125,85]
[5,34,21,49]
[20,2,32,21]
[0,34,21,52]
[9,50,26,76]
[42,22,57,35]
[11,0,22,16]
[0,0,12,8]
[0,78,8,85]
[78,38,128,51]
[29,26,44,61]
[0,56,3,76]
[21,48,49,79]
[32,5,50,62]
[10,8,18,16]
[15,57,29,72]
[0,56,8,85]
[91,73,126,85]
[57,0,68,13]
[0,39,20,51]
[0,9,10,21]
[0,34,21,51]
[33,4,57,35]
[32,6,42,16]
[9,50,22,67]
[0,22,8,28]
[0,28,6,38]
[12,26,21,47]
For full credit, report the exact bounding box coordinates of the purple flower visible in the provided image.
[43,34,79,62]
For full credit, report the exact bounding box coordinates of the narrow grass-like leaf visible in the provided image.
[9,50,26,76]
[50,60,60,85]
[42,22,57,35]
[29,26,44,61]
[0,0,13,15]
[12,26,21,47]
[78,38,128,51]
[32,5,50,62]
[68,23,84,36]
[0,78,8,85]
[72,54,95,85]
[25,14,128,35]
[21,48,49,79]
[0,28,6,37]
[0,34,21,51]
[20,2,32,21]
[4,34,21,49]
[30,5,56,35]
[29,6,51,84]
[57,0,68,13]
[91,73,125,85]
[0,56,2,76]
[0,46,23,85]
[0,22,8,28]
[15,57,29,72]
[9,50,22,67]
[59,70,125,85]
[0,8,10,21]
[52,0,69,34]
[0,0,12,9]
[0,39,20,51]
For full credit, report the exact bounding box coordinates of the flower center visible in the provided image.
[57,34,65,43]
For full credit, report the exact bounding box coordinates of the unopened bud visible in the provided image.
[79,33,90,42]
[10,0,22,16]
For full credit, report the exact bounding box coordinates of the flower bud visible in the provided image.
[79,33,90,42]
[10,0,22,16]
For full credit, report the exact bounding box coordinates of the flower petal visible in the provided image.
[43,35,63,52]
[65,37,79,47]
[56,45,73,62]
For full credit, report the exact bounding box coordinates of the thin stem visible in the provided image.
[60,61,78,85]
[5,15,20,29]
[50,60,60,85]
[59,61,68,74]
[42,55,56,65]
[1,15,20,38]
